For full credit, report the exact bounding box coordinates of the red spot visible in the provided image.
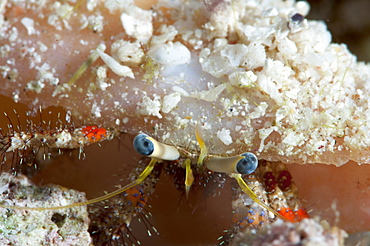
[318,145,324,149]
[278,207,296,222]
[277,170,292,191]
[278,207,309,222]
[82,126,108,143]
[263,172,277,193]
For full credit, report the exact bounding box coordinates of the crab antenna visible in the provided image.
[0,158,158,211]
[231,173,288,221]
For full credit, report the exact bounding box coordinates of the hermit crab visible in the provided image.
[0,0,369,245]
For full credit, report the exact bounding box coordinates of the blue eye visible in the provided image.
[133,134,154,156]
[133,133,180,160]
[204,152,258,174]
[236,153,258,175]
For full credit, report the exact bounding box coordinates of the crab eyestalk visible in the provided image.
[133,133,180,161]
[204,152,258,175]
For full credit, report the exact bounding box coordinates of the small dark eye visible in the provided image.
[133,134,154,156]
[291,13,305,23]
[236,152,258,175]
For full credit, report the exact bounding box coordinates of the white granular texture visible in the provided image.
[217,128,233,146]
[144,0,370,166]
[137,95,162,119]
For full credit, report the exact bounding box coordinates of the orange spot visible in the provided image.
[82,126,108,143]
[279,207,296,222]
[278,207,309,222]
[295,208,309,220]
